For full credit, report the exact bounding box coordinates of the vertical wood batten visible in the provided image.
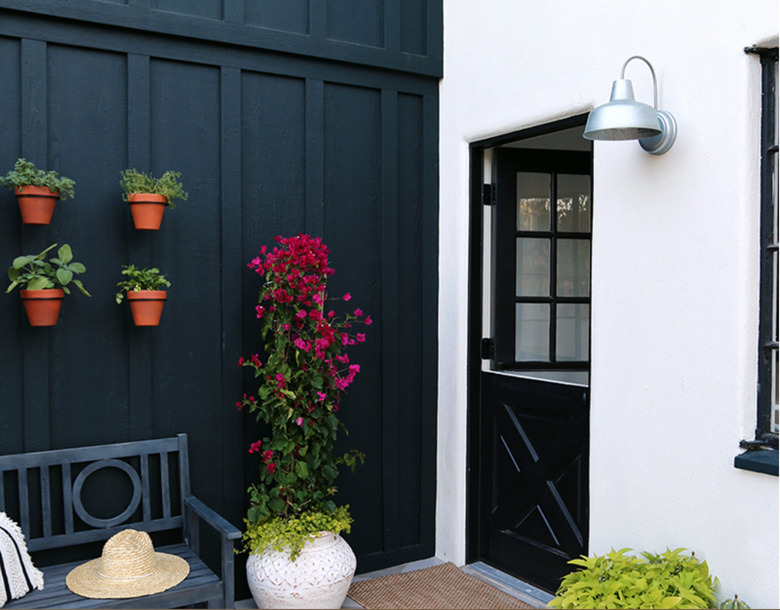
[309,2,327,39]
[220,66,243,521]
[223,0,243,24]
[126,52,154,441]
[385,0,402,52]
[419,91,439,549]
[379,89,401,554]
[305,78,325,237]
[20,38,50,455]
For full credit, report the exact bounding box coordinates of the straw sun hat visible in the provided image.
[66,529,189,599]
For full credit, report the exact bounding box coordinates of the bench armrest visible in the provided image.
[184,496,242,540]
[183,496,242,608]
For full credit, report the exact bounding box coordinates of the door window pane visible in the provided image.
[516,304,550,361]
[516,172,551,231]
[556,239,590,297]
[556,304,590,361]
[516,238,550,297]
[557,174,591,232]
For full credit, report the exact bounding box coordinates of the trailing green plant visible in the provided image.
[237,234,372,560]
[0,158,75,200]
[119,169,188,208]
[6,243,90,296]
[242,506,352,561]
[548,547,718,609]
[115,265,171,304]
[719,594,750,609]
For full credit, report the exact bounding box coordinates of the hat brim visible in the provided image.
[66,552,189,599]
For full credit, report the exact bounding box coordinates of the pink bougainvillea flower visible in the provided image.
[248,440,263,453]
[343,293,351,301]
[364,315,372,326]
[356,333,366,343]
[317,391,327,402]
[237,357,245,365]
[266,462,276,474]
[353,308,363,317]
[296,417,304,427]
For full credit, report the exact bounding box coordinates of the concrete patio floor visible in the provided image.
[236,558,554,609]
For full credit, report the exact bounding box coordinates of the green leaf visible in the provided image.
[56,268,73,285]
[58,244,73,264]
[71,279,91,297]
[268,497,284,512]
[12,256,32,270]
[295,461,308,478]
[27,277,50,290]
[68,262,86,274]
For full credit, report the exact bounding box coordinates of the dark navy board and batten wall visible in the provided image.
[0,0,440,584]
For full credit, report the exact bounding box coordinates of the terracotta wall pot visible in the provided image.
[15,186,59,225]
[20,289,65,326]
[128,193,167,230]
[127,290,167,326]
[246,532,356,609]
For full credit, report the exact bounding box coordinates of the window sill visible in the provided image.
[734,449,778,476]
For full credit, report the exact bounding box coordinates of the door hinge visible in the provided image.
[481,338,495,359]
[482,184,495,206]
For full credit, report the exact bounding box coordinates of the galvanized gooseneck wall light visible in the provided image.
[583,55,677,155]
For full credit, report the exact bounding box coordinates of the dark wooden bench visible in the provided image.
[0,434,242,609]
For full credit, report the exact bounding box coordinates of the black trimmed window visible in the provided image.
[737,46,778,476]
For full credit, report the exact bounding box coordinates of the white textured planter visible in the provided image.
[246,532,357,609]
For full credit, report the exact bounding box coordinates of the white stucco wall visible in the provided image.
[438,2,779,607]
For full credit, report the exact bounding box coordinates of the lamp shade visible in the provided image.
[583,79,662,141]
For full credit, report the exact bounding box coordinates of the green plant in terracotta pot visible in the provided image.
[120,169,188,230]
[238,234,372,609]
[0,158,75,224]
[115,264,171,326]
[6,243,90,326]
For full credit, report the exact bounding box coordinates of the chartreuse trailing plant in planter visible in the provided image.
[548,548,718,609]
[237,234,372,560]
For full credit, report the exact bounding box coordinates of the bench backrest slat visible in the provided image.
[0,435,190,552]
[161,451,171,519]
[41,465,52,538]
[18,469,30,539]
[141,453,151,522]
[62,462,74,536]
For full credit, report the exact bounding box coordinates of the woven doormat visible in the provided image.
[347,562,535,609]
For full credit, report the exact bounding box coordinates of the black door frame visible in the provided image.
[466,114,590,566]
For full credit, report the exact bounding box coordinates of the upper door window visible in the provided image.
[492,145,592,375]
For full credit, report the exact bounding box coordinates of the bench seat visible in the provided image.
[5,544,222,609]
